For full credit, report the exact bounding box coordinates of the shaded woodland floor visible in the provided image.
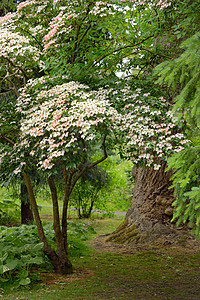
[2,217,200,300]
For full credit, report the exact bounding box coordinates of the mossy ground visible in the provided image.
[2,214,200,300]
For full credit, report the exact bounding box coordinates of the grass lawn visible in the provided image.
[1,213,200,300]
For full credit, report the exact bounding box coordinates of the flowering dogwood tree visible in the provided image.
[1,77,119,273]
[0,73,188,272]
[0,0,175,86]
[0,0,192,272]
[107,0,200,245]
[0,12,44,95]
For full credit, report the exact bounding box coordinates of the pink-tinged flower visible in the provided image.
[174,147,184,153]
[43,159,50,169]
[44,27,58,42]
[13,168,21,174]
[180,140,187,145]
[51,120,58,127]
[67,15,73,20]
[50,12,63,28]
[55,114,61,120]
[17,0,33,12]
[43,40,56,52]
[0,13,13,25]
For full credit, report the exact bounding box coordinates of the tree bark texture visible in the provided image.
[107,162,194,246]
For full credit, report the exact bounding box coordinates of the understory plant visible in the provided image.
[0,225,45,289]
[97,155,133,212]
[0,200,20,225]
[0,221,95,290]
[0,189,20,225]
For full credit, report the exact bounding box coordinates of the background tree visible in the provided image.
[0,76,122,274]
[0,0,17,15]
[70,165,110,219]
[107,0,200,245]
[0,0,38,224]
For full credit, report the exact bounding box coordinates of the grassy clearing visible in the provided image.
[38,205,125,230]
[1,215,200,300]
[2,246,200,299]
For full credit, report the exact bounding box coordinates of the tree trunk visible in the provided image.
[23,172,73,274]
[48,176,73,274]
[107,162,194,246]
[20,182,34,224]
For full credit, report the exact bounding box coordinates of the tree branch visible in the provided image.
[86,35,155,71]
[3,56,28,83]
[140,46,172,60]
[0,134,15,145]
[102,49,139,74]
[77,22,92,46]
[18,27,43,50]
[71,1,93,64]
[48,175,61,228]
[22,172,49,248]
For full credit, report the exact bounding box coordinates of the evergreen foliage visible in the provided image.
[155,32,200,235]
[155,32,200,128]
[168,146,200,236]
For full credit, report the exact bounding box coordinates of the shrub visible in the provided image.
[0,200,20,225]
[0,221,95,290]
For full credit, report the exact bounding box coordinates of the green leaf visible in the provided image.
[5,260,18,271]
[17,269,29,279]
[184,187,200,199]
[31,242,44,252]
[19,277,31,286]
[0,277,9,282]
[0,251,8,263]
[0,265,10,274]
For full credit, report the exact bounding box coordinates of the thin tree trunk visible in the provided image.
[23,172,72,274]
[78,195,82,219]
[62,167,74,250]
[20,182,34,224]
[62,182,70,251]
[88,198,95,217]
[48,175,73,273]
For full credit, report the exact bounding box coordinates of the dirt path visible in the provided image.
[91,232,200,256]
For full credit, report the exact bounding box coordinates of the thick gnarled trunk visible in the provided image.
[107,162,194,246]
[126,162,175,234]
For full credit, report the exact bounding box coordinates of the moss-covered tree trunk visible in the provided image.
[107,162,192,246]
